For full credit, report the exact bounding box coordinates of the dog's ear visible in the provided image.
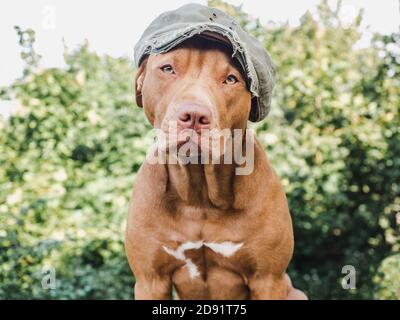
[134,59,147,108]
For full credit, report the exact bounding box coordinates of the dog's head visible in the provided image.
[135,36,252,157]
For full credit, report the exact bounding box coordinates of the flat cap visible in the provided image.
[134,3,275,122]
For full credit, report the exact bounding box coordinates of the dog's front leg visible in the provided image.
[125,232,172,300]
[248,273,287,300]
[134,275,172,300]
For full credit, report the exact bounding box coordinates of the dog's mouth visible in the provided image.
[158,128,234,162]
[153,119,236,163]
[152,126,216,160]
[172,129,209,157]
[176,129,202,146]
[176,136,198,150]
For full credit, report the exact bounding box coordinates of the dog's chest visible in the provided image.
[162,239,249,299]
[158,205,252,298]
[163,240,243,278]
[163,205,250,271]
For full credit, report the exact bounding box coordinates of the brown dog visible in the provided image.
[125,37,306,300]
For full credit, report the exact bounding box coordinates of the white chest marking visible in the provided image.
[162,241,202,261]
[162,241,243,279]
[203,241,243,257]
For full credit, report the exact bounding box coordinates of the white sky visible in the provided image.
[0,0,399,88]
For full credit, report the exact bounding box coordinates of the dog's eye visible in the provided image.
[224,74,238,85]
[160,64,175,74]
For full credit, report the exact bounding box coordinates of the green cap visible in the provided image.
[134,3,275,122]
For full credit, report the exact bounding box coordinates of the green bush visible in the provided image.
[374,254,400,300]
[0,35,151,299]
[0,1,399,299]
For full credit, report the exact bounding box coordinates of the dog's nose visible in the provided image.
[177,104,212,132]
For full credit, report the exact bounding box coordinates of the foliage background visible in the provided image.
[0,0,399,299]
